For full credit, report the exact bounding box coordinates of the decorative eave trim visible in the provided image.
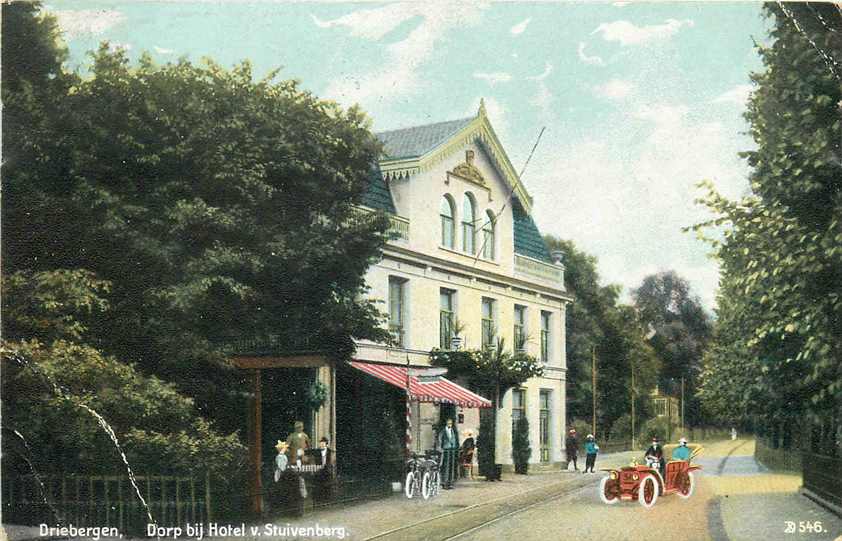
[378,101,534,213]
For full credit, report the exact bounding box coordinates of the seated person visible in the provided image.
[671,437,692,461]
[644,436,666,477]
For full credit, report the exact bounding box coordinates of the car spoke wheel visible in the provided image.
[599,476,619,505]
[421,471,432,500]
[638,475,658,508]
[405,472,416,499]
[678,471,694,499]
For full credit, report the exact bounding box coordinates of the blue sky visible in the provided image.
[44,1,773,311]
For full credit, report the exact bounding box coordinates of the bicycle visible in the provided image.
[405,452,424,499]
[421,449,441,499]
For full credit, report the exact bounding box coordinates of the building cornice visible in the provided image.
[381,243,574,304]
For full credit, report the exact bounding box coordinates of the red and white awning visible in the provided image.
[348,361,492,408]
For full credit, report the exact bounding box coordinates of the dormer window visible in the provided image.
[481,210,496,260]
[440,195,456,248]
[462,193,477,254]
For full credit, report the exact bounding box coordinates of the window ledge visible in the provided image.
[438,245,500,266]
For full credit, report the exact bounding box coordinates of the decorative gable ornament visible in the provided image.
[450,150,486,187]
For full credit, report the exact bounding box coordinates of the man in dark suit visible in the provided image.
[438,418,460,489]
[316,437,333,466]
[645,436,665,478]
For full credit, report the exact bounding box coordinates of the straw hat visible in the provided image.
[275,440,288,452]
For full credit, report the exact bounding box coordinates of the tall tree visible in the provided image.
[632,271,712,426]
[3,22,392,433]
[695,3,842,431]
[545,237,659,438]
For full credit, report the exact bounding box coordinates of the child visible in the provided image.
[584,434,599,474]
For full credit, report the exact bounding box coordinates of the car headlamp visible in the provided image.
[610,471,618,480]
[632,473,639,481]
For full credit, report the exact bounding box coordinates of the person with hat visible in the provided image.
[438,418,460,489]
[274,440,289,482]
[583,434,600,473]
[672,437,692,461]
[645,436,665,477]
[565,428,579,471]
[460,430,476,479]
[286,420,311,467]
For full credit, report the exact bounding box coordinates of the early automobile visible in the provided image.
[599,444,702,508]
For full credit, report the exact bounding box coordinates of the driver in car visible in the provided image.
[672,437,692,461]
[644,436,665,477]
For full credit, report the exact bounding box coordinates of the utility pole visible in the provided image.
[592,346,597,437]
[630,362,635,451]
[681,376,685,430]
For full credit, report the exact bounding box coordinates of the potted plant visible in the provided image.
[512,416,532,474]
[449,318,467,350]
[305,380,328,410]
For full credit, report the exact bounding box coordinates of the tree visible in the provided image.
[511,417,531,474]
[2,270,245,478]
[694,4,842,432]
[3,37,392,432]
[544,237,660,439]
[430,340,543,475]
[632,271,712,426]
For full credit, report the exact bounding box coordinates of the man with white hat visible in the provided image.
[672,437,692,461]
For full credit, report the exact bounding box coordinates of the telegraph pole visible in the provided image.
[592,346,597,437]
[681,377,685,430]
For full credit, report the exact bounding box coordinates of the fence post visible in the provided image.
[190,478,196,524]
[118,477,123,533]
[176,478,181,526]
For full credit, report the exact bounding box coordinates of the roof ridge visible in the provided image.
[374,115,475,136]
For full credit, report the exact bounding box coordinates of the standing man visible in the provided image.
[565,428,579,471]
[286,421,311,466]
[438,418,460,489]
[584,434,599,473]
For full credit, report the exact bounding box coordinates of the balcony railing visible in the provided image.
[514,254,563,286]
[350,206,409,242]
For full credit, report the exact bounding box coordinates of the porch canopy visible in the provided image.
[349,361,492,408]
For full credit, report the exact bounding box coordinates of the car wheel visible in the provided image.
[638,475,658,508]
[421,471,432,500]
[678,471,694,499]
[405,472,415,499]
[599,476,619,505]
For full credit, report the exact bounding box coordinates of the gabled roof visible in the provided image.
[376,117,474,161]
[374,100,534,214]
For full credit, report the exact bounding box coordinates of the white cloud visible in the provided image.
[510,18,531,36]
[319,4,487,107]
[108,42,132,53]
[594,79,635,100]
[526,62,554,111]
[52,9,125,39]
[154,46,175,55]
[526,62,553,81]
[577,42,605,66]
[613,1,631,6]
[592,19,694,46]
[530,101,750,310]
[473,72,513,85]
[712,84,753,105]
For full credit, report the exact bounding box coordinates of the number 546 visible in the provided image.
[784,521,825,534]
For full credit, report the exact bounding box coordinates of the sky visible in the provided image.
[43,1,774,312]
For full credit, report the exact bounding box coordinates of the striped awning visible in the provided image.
[348,361,492,408]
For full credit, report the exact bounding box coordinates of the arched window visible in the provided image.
[440,195,455,248]
[482,210,496,260]
[462,193,476,254]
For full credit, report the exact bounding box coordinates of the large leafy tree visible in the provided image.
[544,237,659,439]
[3,19,391,432]
[695,3,842,432]
[632,271,712,426]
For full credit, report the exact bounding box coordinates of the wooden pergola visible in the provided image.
[230,354,336,515]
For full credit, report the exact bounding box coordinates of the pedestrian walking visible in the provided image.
[438,418,460,489]
[565,428,579,471]
[731,427,737,440]
[584,434,599,473]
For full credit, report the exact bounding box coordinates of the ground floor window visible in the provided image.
[539,390,551,462]
[511,388,526,435]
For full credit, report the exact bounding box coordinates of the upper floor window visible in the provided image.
[462,193,476,254]
[540,311,552,363]
[481,297,496,349]
[481,210,496,260]
[389,277,407,347]
[440,195,455,249]
[440,288,455,349]
[511,388,526,434]
[514,305,527,352]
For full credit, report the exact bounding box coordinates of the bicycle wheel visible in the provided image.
[431,470,440,496]
[421,471,432,500]
[405,471,416,499]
